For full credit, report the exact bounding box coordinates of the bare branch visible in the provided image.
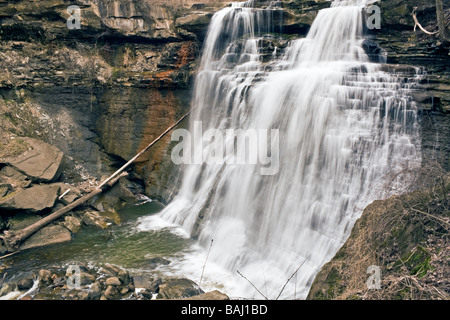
[276,256,310,300]
[236,269,269,300]
[412,7,439,35]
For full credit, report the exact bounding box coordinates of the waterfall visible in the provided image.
[138,0,422,299]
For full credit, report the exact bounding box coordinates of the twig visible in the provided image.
[0,251,19,261]
[199,239,213,286]
[409,206,450,228]
[412,7,439,35]
[58,188,71,201]
[275,256,310,300]
[236,270,268,300]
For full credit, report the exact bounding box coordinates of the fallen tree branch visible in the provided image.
[236,269,269,300]
[0,172,128,252]
[199,238,213,286]
[275,255,310,300]
[412,7,439,35]
[0,107,194,253]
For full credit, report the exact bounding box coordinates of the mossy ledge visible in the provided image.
[307,175,450,300]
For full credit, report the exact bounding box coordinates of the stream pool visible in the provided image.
[1,200,240,298]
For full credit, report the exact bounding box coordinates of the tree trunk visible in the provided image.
[436,0,449,42]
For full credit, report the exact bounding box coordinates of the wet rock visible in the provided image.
[89,177,136,213]
[105,277,121,287]
[51,276,66,288]
[88,281,103,300]
[78,291,89,300]
[0,282,13,297]
[132,274,156,291]
[117,269,131,285]
[0,238,6,255]
[0,183,61,213]
[183,290,230,300]
[82,210,119,229]
[17,273,35,290]
[38,269,52,286]
[146,257,171,268]
[157,278,204,299]
[63,216,82,234]
[103,285,120,300]
[80,272,96,286]
[19,225,71,251]
[100,263,122,276]
[0,137,65,182]
[52,183,82,205]
[120,287,129,295]
[138,288,153,299]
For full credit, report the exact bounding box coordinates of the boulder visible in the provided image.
[88,281,103,300]
[63,215,82,234]
[6,212,41,230]
[132,274,161,293]
[100,263,122,276]
[183,290,230,300]
[0,166,31,188]
[157,278,204,299]
[0,137,64,182]
[52,183,81,205]
[19,225,71,251]
[17,275,35,291]
[82,210,120,229]
[89,177,136,213]
[79,272,96,286]
[0,184,60,213]
[38,269,52,286]
[103,285,120,300]
[105,277,121,287]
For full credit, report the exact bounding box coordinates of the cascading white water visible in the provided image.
[138,0,422,299]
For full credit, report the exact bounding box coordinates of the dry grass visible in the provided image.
[308,160,449,300]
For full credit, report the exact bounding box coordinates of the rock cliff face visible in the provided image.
[0,0,333,202]
[0,0,221,201]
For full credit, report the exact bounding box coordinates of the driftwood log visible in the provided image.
[0,108,193,254]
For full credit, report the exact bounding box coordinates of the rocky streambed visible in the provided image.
[1,261,229,300]
[0,135,230,300]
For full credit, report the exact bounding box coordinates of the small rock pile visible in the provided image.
[0,263,228,300]
[0,137,138,254]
